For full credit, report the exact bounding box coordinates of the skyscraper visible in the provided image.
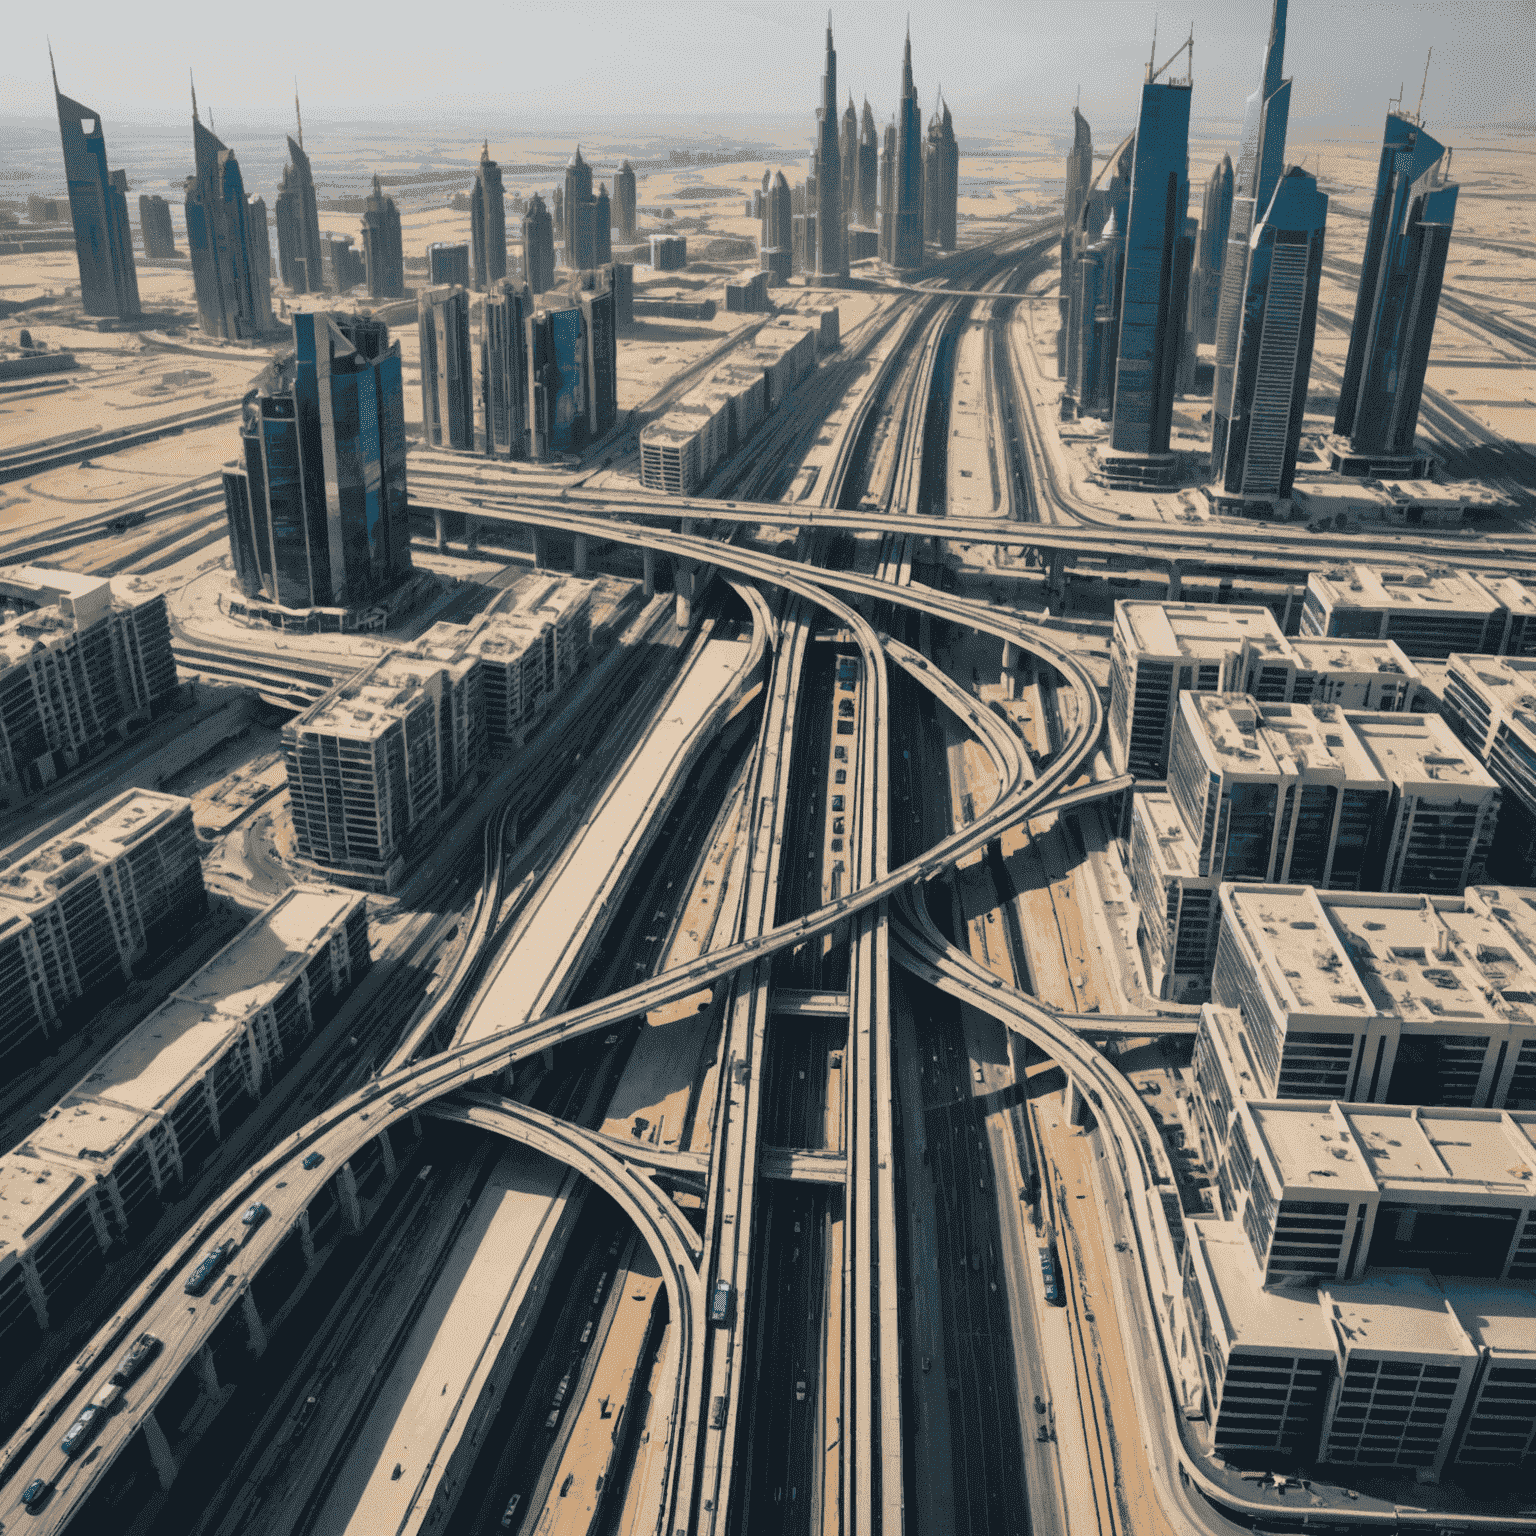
[1060,103,1094,356]
[274,112,323,294]
[1331,112,1458,478]
[614,160,637,243]
[139,194,176,259]
[1211,1,1292,464]
[222,311,411,613]
[594,184,612,266]
[923,95,958,251]
[855,100,878,228]
[580,283,618,439]
[1192,154,1233,344]
[761,169,793,278]
[1106,37,1193,478]
[564,146,597,272]
[1063,131,1134,416]
[471,143,506,291]
[419,286,474,450]
[892,28,925,268]
[184,89,273,341]
[51,54,140,320]
[428,241,470,288]
[813,21,846,279]
[361,175,404,299]
[522,193,555,295]
[840,96,858,223]
[483,279,529,460]
[879,120,897,265]
[1211,167,1327,511]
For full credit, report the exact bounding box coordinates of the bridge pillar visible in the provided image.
[1066,1077,1086,1126]
[573,534,589,575]
[675,563,695,630]
[532,529,548,570]
[195,1344,220,1399]
[643,548,656,598]
[1001,639,1021,671]
[242,1288,267,1357]
[465,517,479,555]
[541,1046,556,1072]
[378,1128,397,1180]
[19,1254,49,1331]
[337,1163,365,1236]
[681,517,699,538]
[434,510,448,552]
[1046,547,1067,609]
[1165,559,1183,602]
[142,1409,179,1490]
[297,1208,316,1268]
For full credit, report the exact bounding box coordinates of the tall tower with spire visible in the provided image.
[856,100,879,227]
[614,160,637,243]
[923,91,958,250]
[879,119,897,264]
[361,175,404,299]
[471,142,507,290]
[814,17,847,279]
[892,26,925,268]
[274,97,323,293]
[184,85,272,339]
[51,49,140,320]
[840,96,858,223]
[1210,0,1291,467]
[564,146,597,271]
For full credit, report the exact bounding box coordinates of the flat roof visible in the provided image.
[1344,710,1496,792]
[23,1093,154,1170]
[1288,636,1414,678]
[0,789,190,909]
[1448,654,1536,738]
[468,619,545,663]
[1247,1102,1376,1196]
[1221,885,1376,1019]
[296,653,462,739]
[0,1155,91,1255]
[1184,695,1382,784]
[0,564,108,603]
[1133,788,1201,877]
[1116,601,1289,662]
[1188,1216,1335,1355]
[1445,1281,1536,1357]
[1308,565,1502,615]
[1322,1272,1477,1362]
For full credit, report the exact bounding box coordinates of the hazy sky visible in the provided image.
[9,0,1531,136]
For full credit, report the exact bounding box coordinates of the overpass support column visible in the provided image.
[142,1409,179,1490]
[465,517,479,555]
[195,1345,220,1399]
[378,1129,397,1180]
[1281,587,1297,633]
[1065,1077,1086,1126]
[573,534,589,575]
[643,548,657,598]
[1046,547,1067,610]
[242,1288,267,1357]
[1165,559,1183,602]
[675,563,695,630]
[532,529,548,570]
[337,1164,364,1236]
[297,1208,316,1268]
[541,1047,556,1072]
[434,510,448,552]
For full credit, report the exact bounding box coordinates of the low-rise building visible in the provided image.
[1442,652,1536,883]
[1287,637,1422,711]
[0,790,203,1072]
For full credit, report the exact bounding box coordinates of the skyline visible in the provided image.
[5,2,1530,132]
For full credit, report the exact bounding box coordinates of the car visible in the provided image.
[20,1477,50,1509]
[111,1331,162,1386]
[241,1202,270,1232]
[795,1379,806,1402]
[922,1356,931,1373]
[293,1396,320,1436]
[974,1066,983,1083]
[302,1151,325,1171]
[832,818,844,836]
[831,795,845,811]
[604,1033,619,1045]
[710,1279,733,1324]
[184,1238,237,1296]
[499,1493,523,1529]
[61,1403,104,1456]
[834,769,846,785]
[833,746,847,762]
[831,838,843,853]
[836,721,854,735]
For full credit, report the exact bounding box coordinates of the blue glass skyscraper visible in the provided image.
[1211,0,1290,465]
[1107,43,1192,477]
[1331,112,1458,477]
[222,312,411,613]
[1212,167,1327,509]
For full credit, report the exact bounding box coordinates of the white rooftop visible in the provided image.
[1188,1216,1334,1354]
[1116,601,1290,661]
[1221,885,1376,1019]
[1344,710,1496,792]
[1288,636,1414,678]
[0,1156,91,1256]
[1309,565,1504,616]
[1322,1272,1477,1362]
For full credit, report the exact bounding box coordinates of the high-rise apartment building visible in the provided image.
[892,31,925,269]
[51,56,140,321]
[878,120,896,266]
[564,146,597,273]
[1210,167,1327,512]
[138,194,177,259]
[1331,112,1458,478]
[471,143,506,292]
[361,175,404,299]
[1060,105,1095,358]
[1442,653,1536,883]
[839,97,858,225]
[1107,45,1193,480]
[1211,0,1291,464]
[274,129,323,294]
[855,100,879,228]
[1191,153,1232,345]
[419,285,475,451]
[813,23,846,279]
[482,280,530,460]
[284,651,483,891]
[594,185,612,266]
[1301,565,1536,659]
[923,96,958,251]
[526,280,618,459]
[222,311,410,616]
[761,169,793,281]
[0,567,178,807]
[613,160,637,243]
[1063,132,1134,418]
[184,100,272,340]
[427,241,470,288]
[522,195,555,295]
[0,790,203,1069]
